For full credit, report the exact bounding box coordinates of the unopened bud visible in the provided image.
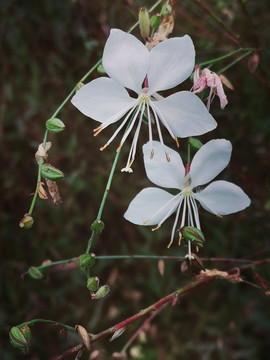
[139,8,150,39]
[150,14,162,30]
[97,64,107,76]
[92,284,110,300]
[41,164,64,181]
[189,137,203,150]
[90,219,105,234]
[28,266,43,280]
[19,215,34,229]
[46,118,65,134]
[87,277,100,293]
[9,325,31,355]
[180,226,205,248]
[80,253,96,273]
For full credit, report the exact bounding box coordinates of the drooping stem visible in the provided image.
[18,319,75,333]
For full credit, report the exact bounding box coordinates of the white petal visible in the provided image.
[194,180,251,215]
[147,36,195,94]
[153,91,217,137]
[143,141,184,190]
[124,188,180,225]
[102,29,149,93]
[71,77,136,124]
[190,139,232,187]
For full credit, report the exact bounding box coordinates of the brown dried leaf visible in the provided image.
[44,178,62,205]
[109,326,126,342]
[35,142,51,163]
[248,53,259,74]
[146,14,175,50]
[75,325,90,350]
[195,268,243,283]
[219,74,234,90]
[158,259,165,276]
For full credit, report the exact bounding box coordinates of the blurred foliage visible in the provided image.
[1,0,270,359]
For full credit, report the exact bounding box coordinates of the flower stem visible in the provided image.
[198,47,255,67]
[18,319,75,333]
[86,148,122,253]
[217,50,253,74]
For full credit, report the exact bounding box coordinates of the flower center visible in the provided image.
[182,187,193,197]
[139,87,149,104]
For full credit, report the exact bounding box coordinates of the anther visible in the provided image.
[216,214,223,218]
[167,239,173,248]
[116,142,123,152]
[100,143,108,151]
[165,152,170,162]
[178,234,182,246]
[93,125,103,136]
[152,225,161,231]
[175,136,179,148]
[143,219,151,225]
[150,149,154,159]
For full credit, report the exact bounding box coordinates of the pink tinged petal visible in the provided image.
[153,91,217,138]
[147,35,195,94]
[124,188,180,226]
[194,180,251,215]
[102,29,150,93]
[203,69,228,109]
[143,141,185,190]
[190,139,232,188]
[71,77,137,124]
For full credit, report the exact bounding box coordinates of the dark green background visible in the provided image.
[1,0,270,359]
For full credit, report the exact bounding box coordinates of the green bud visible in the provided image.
[87,277,100,292]
[46,118,65,134]
[150,14,162,30]
[139,7,150,39]
[189,137,203,150]
[19,215,34,229]
[97,64,107,76]
[91,219,105,234]
[161,3,172,16]
[180,226,205,248]
[9,325,31,355]
[41,164,64,181]
[28,266,43,279]
[80,253,96,272]
[92,285,110,300]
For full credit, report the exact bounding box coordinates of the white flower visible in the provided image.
[71,29,217,171]
[124,140,250,254]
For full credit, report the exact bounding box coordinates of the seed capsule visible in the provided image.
[9,325,31,354]
[80,253,95,273]
[180,226,205,248]
[46,118,65,134]
[28,266,43,280]
[92,285,110,300]
[41,164,64,181]
[19,215,34,229]
[87,277,100,293]
[90,220,105,234]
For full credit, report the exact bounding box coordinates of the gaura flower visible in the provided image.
[124,140,250,256]
[193,66,228,110]
[71,29,217,172]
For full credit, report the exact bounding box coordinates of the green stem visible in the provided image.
[19,319,75,333]
[86,148,122,254]
[197,48,254,67]
[217,50,253,74]
[26,0,164,218]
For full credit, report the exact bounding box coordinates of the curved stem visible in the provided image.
[19,319,75,333]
